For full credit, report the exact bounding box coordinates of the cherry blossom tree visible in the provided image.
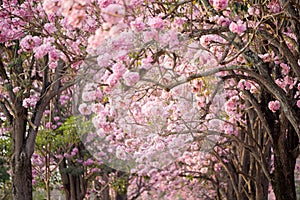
[55,0,298,199]
[1,0,300,199]
[0,0,89,199]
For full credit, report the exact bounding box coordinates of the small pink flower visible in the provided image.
[143,30,159,42]
[44,23,57,34]
[64,153,72,158]
[98,0,114,8]
[248,7,260,16]
[51,125,57,129]
[155,142,165,151]
[72,147,78,154]
[78,103,92,115]
[268,100,280,112]
[54,116,60,121]
[34,43,52,59]
[130,17,145,32]
[140,56,153,70]
[106,74,120,87]
[296,100,300,108]
[102,4,125,24]
[172,17,187,29]
[229,20,246,35]
[149,16,164,29]
[280,63,290,75]
[112,63,126,77]
[20,35,42,52]
[83,158,94,166]
[49,62,57,69]
[92,168,100,173]
[13,87,21,93]
[212,0,228,10]
[123,71,140,86]
[200,167,208,174]
[217,16,230,26]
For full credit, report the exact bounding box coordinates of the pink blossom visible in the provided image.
[88,28,106,49]
[116,146,127,160]
[49,62,57,69]
[82,91,96,102]
[280,63,290,75]
[217,16,230,26]
[123,71,140,86]
[155,142,165,151]
[229,20,246,35]
[112,63,126,77]
[64,153,72,158]
[34,43,52,59]
[296,100,300,108]
[20,35,42,52]
[78,103,92,115]
[83,158,94,166]
[140,56,153,70]
[106,74,120,87]
[212,0,228,10]
[200,167,208,174]
[44,23,57,34]
[102,4,125,25]
[98,0,114,8]
[42,0,60,16]
[143,30,159,42]
[248,6,260,16]
[268,100,280,112]
[97,53,111,67]
[130,17,146,32]
[92,168,100,173]
[268,0,281,13]
[148,16,164,29]
[13,87,21,93]
[172,17,187,29]
[49,49,61,61]
[92,103,104,113]
[22,96,39,108]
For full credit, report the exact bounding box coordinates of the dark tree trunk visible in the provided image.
[11,150,32,200]
[11,112,33,200]
[271,113,298,200]
[272,132,297,200]
[272,144,297,200]
[59,159,87,200]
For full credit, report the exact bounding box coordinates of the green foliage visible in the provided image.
[112,176,129,194]
[36,116,81,151]
[0,136,11,158]
[0,158,9,183]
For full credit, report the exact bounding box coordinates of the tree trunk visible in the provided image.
[272,134,297,200]
[271,113,298,200]
[59,159,86,200]
[272,150,297,200]
[11,112,33,200]
[11,150,32,200]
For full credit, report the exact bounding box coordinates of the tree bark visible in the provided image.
[59,159,87,200]
[270,110,298,200]
[11,113,33,200]
[11,151,32,200]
